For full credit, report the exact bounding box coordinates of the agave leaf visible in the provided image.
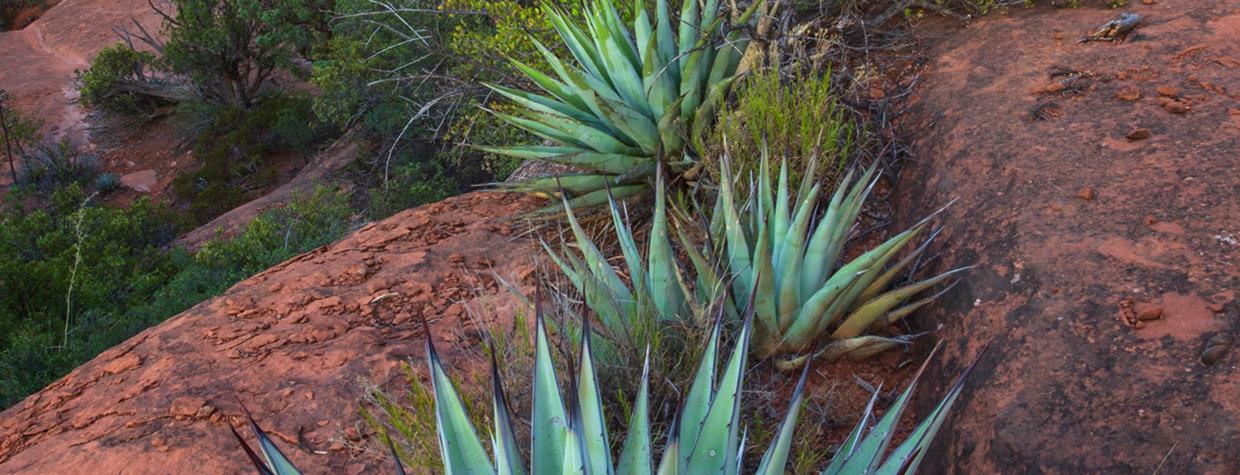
[649,168,687,319]
[485,82,597,126]
[867,282,959,332]
[775,181,821,331]
[577,325,612,473]
[606,185,646,294]
[653,0,678,75]
[525,184,649,217]
[677,314,721,469]
[656,412,681,475]
[676,0,700,60]
[690,74,740,146]
[596,95,660,154]
[821,385,883,475]
[477,146,650,176]
[771,157,792,263]
[799,167,856,296]
[616,349,653,475]
[836,344,942,473]
[229,424,276,475]
[657,96,686,155]
[749,222,779,341]
[833,266,970,339]
[543,3,607,83]
[683,306,753,474]
[852,227,944,307]
[634,0,653,67]
[490,351,526,475]
[426,336,493,474]
[531,310,569,473]
[754,363,810,474]
[876,345,987,474]
[498,173,626,195]
[718,156,754,305]
[507,56,593,114]
[563,192,635,305]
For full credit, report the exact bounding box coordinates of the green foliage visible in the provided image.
[706,69,855,193]
[0,185,182,406]
[360,156,458,221]
[0,92,42,183]
[194,186,353,278]
[17,139,100,193]
[76,44,161,112]
[161,0,328,108]
[0,186,353,408]
[173,93,333,223]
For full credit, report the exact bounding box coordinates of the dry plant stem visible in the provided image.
[62,192,99,350]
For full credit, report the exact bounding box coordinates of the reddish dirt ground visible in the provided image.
[0,191,544,473]
[898,1,1239,473]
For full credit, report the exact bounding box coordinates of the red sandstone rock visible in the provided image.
[0,192,543,473]
[903,3,1240,472]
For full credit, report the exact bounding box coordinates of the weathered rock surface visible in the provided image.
[902,2,1239,473]
[0,192,543,473]
[0,0,162,148]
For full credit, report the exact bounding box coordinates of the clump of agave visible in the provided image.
[699,150,967,365]
[484,0,763,207]
[427,298,978,474]
[543,169,703,341]
[544,151,964,367]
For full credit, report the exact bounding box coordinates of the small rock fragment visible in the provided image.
[1126,128,1151,140]
[1201,334,1233,365]
[1159,97,1190,114]
[1076,187,1096,201]
[1134,302,1163,321]
[1116,86,1141,101]
[1155,85,1180,97]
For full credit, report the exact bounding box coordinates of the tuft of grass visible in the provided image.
[705,68,856,195]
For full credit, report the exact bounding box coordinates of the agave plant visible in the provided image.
[698,151,968,364]
[543,169,702,339]
[484,0,764,208]
[428,297,977,473]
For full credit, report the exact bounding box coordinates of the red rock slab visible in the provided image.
[0,191,544,473]
[900,2,1240,473]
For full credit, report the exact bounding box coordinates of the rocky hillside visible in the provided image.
[0,192,542,472]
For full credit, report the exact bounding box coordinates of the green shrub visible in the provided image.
[0,185,354,408]
[0,185,182,406]
[77,44,162,113]
[160,0,329,109]
[361,156,458,221]
[17,139,100,192]
[706,68,856,194]
[0,92,42,183]
[173,93,334,224]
